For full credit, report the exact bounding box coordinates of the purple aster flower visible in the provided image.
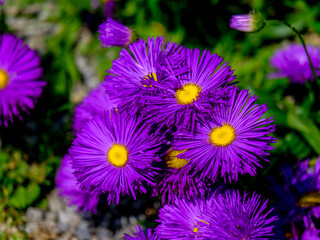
[155,194,216,239]
[200,190,277,240]
[69,110,161,204]
[230,12,266,32]
[0,34,46,127]
[104,37,185,113]
[173,87,276,182]
[73,82,116,132]
[124,225,158,240]
[143,48,235,131]
[270,157,320,233]
[55,155,99,214]
[98,18,136,48]
[269,44,320,84]
[153,148,214,203]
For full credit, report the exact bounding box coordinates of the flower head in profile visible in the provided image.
[124,225,158,240]
[0,1,4,6]
[69,110,161,204]
[269,44,320,84]
[200,191,277,240]
[173,87,276,182]
[105,37,185,113]
[73,82,116,132]
[55,155,99,214]
[230,12,266,32]
[0,34,46,127]
[143,48,235,131]
[98,18,136,48]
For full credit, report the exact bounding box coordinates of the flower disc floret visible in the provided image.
[165,149,189,169]
[209,124,236,147]
[175,83,202,105]
[107,144,128,167]
[0,69,9,89]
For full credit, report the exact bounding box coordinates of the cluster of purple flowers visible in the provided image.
[54,18,278,239]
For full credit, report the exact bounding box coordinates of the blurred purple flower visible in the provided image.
[98,18,135,47]
[55,155,99,214]
[124,225,158,240]
[269,44,320,84]
[73,82,116,132]
[69,110,161,204]
[173,87,276,182]
[0,34,46,127]
[271,158,320,230]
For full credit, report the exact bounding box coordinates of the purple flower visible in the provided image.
[98,18,136,48]
[153,148,214,203]
[69,110,161,204]
[0,0,4,5]
[124,225,158,240]
[271,158,320,231]
[155,194,216,239]
[104,37,184,113]
[269,44,320,84]
[230,12,265,32]
[73,82,116,132]
[55,155,99,214]
[200,191,277,240]
[143,48,235,131]
[173,87,276,182]
[0,34,46,127]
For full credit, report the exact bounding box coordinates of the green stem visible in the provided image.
[267,19,320,109]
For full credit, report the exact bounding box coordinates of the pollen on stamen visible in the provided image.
[209,124,236,147]
[165,148,189,169]
[175,83,201,105]
[0,69,9,90]
[106,144,128,167]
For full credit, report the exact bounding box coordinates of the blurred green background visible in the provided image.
[1,0,320,238]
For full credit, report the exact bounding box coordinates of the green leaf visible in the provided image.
[9,184,41,209]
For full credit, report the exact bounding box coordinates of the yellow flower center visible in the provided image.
[0,69,9,90]
[165,149,188,169]
[143,72,157,87]
[175,83,201,105]
[106,144,128,167]
[193,220,210,233]
[209,124,236,147]
[298,192,320,208]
